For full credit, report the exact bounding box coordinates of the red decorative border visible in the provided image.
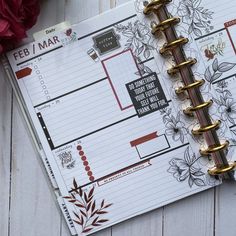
[225,20,236,54]
[101,49,141,110]
[15,67,32,79]
[97,160,151,186]
[130,132,158,147]
[77,145,95,182]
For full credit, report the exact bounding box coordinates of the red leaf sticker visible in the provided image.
[91,200,96,212]
[82,228,93,233]
[75,203,85,208]
[88,186,95,198]
[96,211,108,214]
[73,220,82,225]
[80,210,87,217]
[97,219,109,223]
[73,178,78,189]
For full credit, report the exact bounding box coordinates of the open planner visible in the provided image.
[3,0,236,235]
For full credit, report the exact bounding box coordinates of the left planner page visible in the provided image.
[6,2,219,235]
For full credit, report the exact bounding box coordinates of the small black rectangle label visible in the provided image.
[93,29,120,55]
[126,73,168,117]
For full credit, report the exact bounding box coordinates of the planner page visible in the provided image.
[168,0,236,167]
[188,0,236,137]
[6,2,220,235]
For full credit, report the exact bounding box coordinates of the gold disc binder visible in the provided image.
[143,0,236,178]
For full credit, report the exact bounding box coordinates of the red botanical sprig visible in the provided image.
[64,178,113,233]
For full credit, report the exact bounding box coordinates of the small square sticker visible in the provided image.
[93,29,120,55]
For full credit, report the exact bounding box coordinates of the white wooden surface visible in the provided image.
[1,1,236,236]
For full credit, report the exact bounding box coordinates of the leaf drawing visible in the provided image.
[167,146,206,188]
[114,20,154,59]
[63,179,113,234]
[177,0,214,37]
[204,58,236,84]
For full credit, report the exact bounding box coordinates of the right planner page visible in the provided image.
[149,0,236,172]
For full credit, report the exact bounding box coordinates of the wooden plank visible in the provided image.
[9,102,61,236]
[112,211,163,236]
[0,63,12,236]
[65,0,99,24]
[215,183,236,236]
[9,1,65,236]
[163,189,214,236]
[115,0,130,5]
[99,0,112,12]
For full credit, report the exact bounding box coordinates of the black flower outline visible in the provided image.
[161,108,188,143]
[214,80,236,125]
[135,56,153,76]
[167,146,206,187]
[114,20,154,59]
[177,0,214,37]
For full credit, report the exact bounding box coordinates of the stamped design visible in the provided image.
[93,28,120,55]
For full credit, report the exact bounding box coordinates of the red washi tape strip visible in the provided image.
[130,132,158,147]
[15,67,32,79]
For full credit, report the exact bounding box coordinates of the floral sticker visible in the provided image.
[64,179,112,234]
[61,28,77,46]
[204,38,226,61]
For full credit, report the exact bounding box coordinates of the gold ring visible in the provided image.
[200,141,229,156]
[168,59,197,75]
[151,17,180,34]
[175,79,205,94]
[192,120,221,135]
[183,100,213,116]
[143,0,172,15]
[160,38,188,55]
[208,162,236,176]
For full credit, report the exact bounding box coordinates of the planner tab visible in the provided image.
[33,21,71,40]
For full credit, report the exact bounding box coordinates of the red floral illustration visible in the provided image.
[64,179,112,234]
[65,28,72,36]
[0,0,40,53]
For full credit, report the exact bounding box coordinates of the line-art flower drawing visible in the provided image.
[135,56,153,76]
[64,179,112,234]
[214,81,236,125]
[177,0,214,37]
[167,146,206,187]
[161,108,188,143]
[114,20,154,59]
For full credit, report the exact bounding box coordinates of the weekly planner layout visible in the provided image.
[5,0,236,235]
